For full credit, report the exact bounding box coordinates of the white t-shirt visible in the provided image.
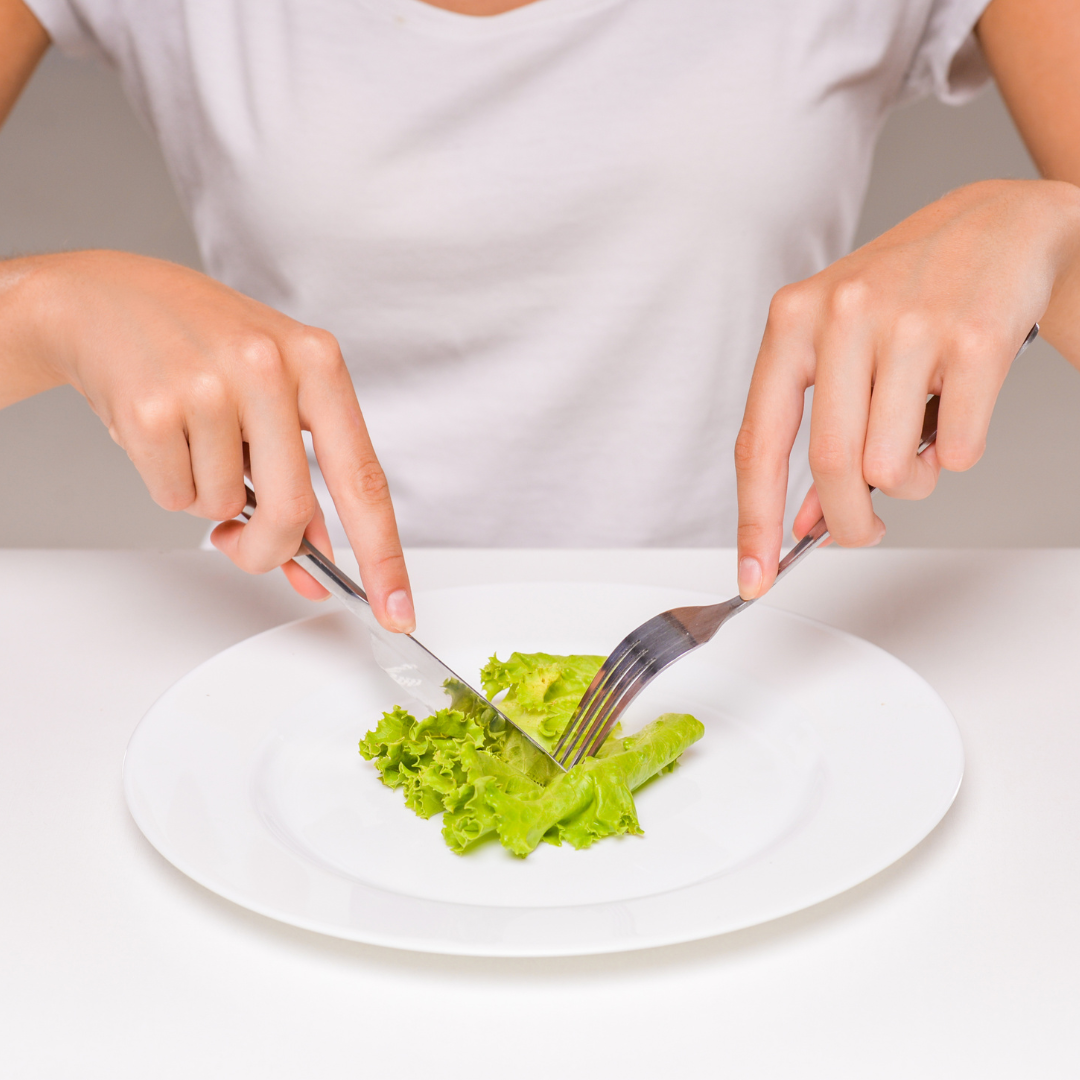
[28,0,991,548]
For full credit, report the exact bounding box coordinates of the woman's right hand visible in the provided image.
[2,250,414,631]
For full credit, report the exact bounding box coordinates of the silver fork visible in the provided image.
[553,324,1040,767]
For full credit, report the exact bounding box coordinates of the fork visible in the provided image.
[553,325,1040,768]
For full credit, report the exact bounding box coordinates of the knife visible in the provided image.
[240,486,566,770]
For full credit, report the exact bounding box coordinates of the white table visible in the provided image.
[2,549,1078,1078]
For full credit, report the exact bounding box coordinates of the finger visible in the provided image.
[109,398,197,512]
[736,287,816,600]
[209,518,243,559]
[934,330,1011,474]
[281,559,329,600]
[280,502,333,601]
[210,499,333,602]
[295,331,414,633]
[862,337,940,500]
[184,387,247,520]
[808,315,884,547]
[792,483,826,541]
[231,359,317,575]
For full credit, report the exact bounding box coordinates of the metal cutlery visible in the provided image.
[240,486,566,769]
[553,323,1041,768]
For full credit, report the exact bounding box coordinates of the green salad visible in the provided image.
[358,652,704,857]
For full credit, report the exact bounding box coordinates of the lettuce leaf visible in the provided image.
[444,713,703,855]
[480,651,605,751]
[359,653,704,858]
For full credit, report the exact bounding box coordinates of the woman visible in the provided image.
[1,0,1077,632]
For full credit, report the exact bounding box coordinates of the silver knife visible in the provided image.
[240,486,566,770]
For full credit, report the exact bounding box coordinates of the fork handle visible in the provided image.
[773,323,1039,588]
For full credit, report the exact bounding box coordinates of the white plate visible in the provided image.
[124,582,962,957]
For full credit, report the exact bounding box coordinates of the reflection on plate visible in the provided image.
[124,582,963,956]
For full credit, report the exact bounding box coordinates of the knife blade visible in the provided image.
[240,486,566,770]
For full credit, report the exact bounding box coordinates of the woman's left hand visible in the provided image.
[734,177,1080,600]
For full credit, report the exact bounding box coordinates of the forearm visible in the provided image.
[0,0,55,407]
[0,256,66,409]
[0,0,48,125]
[979,0,1080,367]
[978,0,1080,184]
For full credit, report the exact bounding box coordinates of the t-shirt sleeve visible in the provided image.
[901,0,994,105]
[23,0,108,60]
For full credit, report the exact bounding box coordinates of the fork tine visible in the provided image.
[554,665,624,764]
[561,647,651,766]
[572,667,651,762]
[566,674,640,764]
[557,665,630,768]
[564,646,678,766]
[552,631,641,759]
[556,654,655,767]
[558,618,701,767]
[554,619,666,765]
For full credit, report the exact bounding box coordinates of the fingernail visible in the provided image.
[386,589,415,633]
[738,557,762,600]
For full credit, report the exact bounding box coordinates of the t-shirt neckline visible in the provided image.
[365,0,627,38]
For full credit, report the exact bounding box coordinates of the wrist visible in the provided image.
[1036,180,1080,364]
[1038,178,1080,272]
[0,254,68,408]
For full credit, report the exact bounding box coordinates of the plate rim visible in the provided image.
[123,581,964,957]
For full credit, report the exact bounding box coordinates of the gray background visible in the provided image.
[1,50,1077,549]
